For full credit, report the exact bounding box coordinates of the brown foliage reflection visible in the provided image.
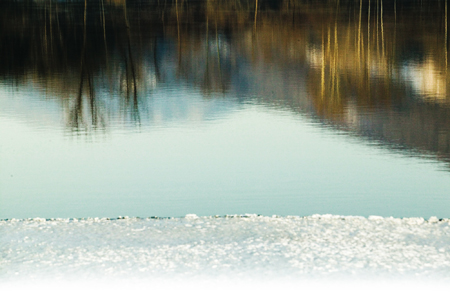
[1,0,449,161]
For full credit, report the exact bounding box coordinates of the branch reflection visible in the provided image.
[0,0,449,163]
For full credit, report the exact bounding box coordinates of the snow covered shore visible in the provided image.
[2,214,450,282]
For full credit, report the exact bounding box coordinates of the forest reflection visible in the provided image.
[1,0,449,162]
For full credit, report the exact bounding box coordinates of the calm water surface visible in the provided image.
[1,0,449,219]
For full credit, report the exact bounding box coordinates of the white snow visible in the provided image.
[2,214,450,297]
[2,214,450,282]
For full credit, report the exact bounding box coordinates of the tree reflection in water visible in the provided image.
[0,0,449,163]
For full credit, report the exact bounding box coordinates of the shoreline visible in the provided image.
[1,213,449,222]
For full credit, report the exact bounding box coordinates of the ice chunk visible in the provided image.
[428,216,439,223]
[185,214,199,219]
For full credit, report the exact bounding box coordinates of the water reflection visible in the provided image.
[1,1,449,160]
[5,0,450,160]
[1,1,450,219]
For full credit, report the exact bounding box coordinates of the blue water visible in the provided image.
[1,1,449,219]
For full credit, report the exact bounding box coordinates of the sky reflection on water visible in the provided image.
[0,0,449,219]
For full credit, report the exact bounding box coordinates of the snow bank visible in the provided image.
[1,214,450,283]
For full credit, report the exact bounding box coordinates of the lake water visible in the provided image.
[1,0,449,219]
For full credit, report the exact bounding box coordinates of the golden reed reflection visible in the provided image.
[0,0,449,160]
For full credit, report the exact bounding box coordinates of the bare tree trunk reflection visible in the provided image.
[71,0,103,131]
[72,0,89,130]
[121,1,140,125]
[254,0,258,33]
